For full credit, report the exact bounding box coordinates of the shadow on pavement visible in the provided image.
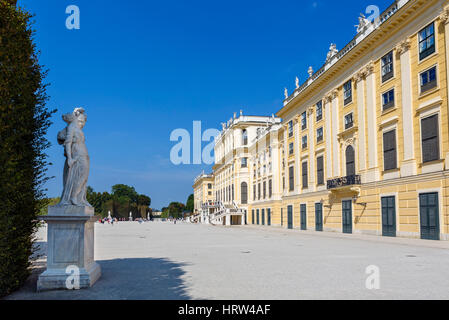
[5,242,192,300]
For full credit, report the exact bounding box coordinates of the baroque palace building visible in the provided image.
[193,0,449,241]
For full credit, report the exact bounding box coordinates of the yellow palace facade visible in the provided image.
[195,0,449,240]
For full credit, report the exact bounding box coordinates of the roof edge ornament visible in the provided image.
[325,43,338,63]
[355,13,371,34]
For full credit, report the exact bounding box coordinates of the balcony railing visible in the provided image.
[327,175,361,190]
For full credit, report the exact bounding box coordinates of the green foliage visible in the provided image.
[86,186,111,217]
[161,202,186,219]
[86,185,151,219]
[0,1,55,297]
[39,197,60,216]
[111,184,138,203]
[185,194,194,213]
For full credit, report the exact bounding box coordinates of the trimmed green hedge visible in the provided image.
[0,1,54,297]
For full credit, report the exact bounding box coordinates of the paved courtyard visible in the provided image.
[5,221,449,300]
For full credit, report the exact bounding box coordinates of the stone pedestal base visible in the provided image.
[37,206,101,292]
[37,261,101,292]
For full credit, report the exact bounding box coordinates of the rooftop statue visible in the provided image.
[355,13,371,33]
[326,43,338,62]
[308,66,314,78]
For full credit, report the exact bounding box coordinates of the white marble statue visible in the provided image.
[355,14,371,33]
[56,107,92,207]
[284,88,288,99]
[326,44,338,62]
[295,77,299,89]
[308,66,314,78]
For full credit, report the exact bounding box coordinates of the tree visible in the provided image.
[0,1,55,297]
[84,185,151,219]
[166,202,185,219]
[137,194,151,218]
[185,194,194,213]
[111,184,138,203]
[86,186,111,217]
[39,197,60,216]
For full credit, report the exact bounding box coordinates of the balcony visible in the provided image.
[327,175,361,190]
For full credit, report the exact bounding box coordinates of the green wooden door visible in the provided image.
[287,206,293,229]
[419,193,440,240]
[261,209,265,226]
[252,210,254,225]
[342,200,352,234]
[315,203,323,232]
[300,204,307,230]
[381,196,396,237]
[267,208,271,226]
[256,209,260,225]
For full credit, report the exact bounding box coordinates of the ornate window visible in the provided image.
[288,120,293,137]
[241,182,248,204]
[382,89,395,111]
[241,157,248,168]
[381,51,394,82]
[420,66,437,93]
[316,101,323,121]
[419,22,435,61]
[316,127,323,142]
[288,166,294,191]
[345,145,355,176]
[421,114,439,163]
[302,162,308,189]
[242,129,248,145]
[269,179,272,198]
[301,112,307,130]
[383,130,397,171]
[343,80,352,105]
[317,156,324,185]
[344,113,354,129]
[302,135,308,149]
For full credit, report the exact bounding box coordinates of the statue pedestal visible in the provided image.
[37,205,101,292]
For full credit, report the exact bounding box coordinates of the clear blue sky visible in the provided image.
[19,0,392,209]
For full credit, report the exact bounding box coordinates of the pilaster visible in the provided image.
[365,62,380,182]
[396,38,417,177]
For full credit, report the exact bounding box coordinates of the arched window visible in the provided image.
[242,129,248,146]
[241,182,248,204]
[345,145,355,176]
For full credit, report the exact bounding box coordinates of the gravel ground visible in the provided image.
[5,221,449,300]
